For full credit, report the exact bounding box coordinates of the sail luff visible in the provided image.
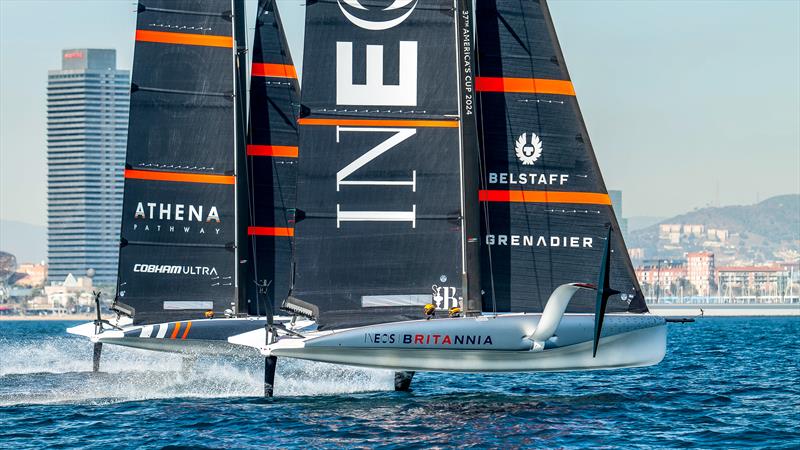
[233,0,249,314]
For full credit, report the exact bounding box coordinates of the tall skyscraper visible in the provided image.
[47,49,129,284]
[608,190,629,240]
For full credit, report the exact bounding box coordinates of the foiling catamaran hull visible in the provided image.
[229,313,667,373]
[67,316,302,356]
[69,312,665,371]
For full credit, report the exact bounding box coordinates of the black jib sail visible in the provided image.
[286,0,469,330]
[116,0,239,325]
[475,0,647,314]
[243,0,300,316]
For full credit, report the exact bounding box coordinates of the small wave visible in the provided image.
[0,362,393,406]
[0,336,393,406]
[0,337,183,376]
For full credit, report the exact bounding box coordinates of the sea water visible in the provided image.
[0,318,798,448]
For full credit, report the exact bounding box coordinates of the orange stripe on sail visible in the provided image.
[252,63,297,79]
[475,77,576,95]
[171,322,182,339]
[181,321,192,340]
[248,226,294,237]
[298,118,459,128]
[479,190,611,205]
[135,30,233,48]
[125,169,235,185]
[246,145,298,158]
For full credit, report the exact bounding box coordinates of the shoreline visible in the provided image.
[647,303,800,317]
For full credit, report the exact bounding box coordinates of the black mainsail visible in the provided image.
[243,0,300,316]
[116,0,239,324]
[286,0,471,330]
[475,0,647,314]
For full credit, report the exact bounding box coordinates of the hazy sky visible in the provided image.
[1,0,798,227]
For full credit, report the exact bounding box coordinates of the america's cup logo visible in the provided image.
[337,0,418,30]
[514,132,543,166]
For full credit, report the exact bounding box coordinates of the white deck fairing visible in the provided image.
[234,313,667,372]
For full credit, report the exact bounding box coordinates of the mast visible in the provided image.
[455,0,481,315]
[233,0,249,314]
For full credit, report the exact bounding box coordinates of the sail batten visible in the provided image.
[252,63,298,79]
[475,77,575,95]
[134,30,233,48]
[299,117,459,127]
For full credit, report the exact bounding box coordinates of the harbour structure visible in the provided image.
[47,49,129,284]
[637,251,798,302]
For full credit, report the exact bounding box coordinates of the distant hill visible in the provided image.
[627,216,666,233]
[0,220,46,264]
[626,194,800,264]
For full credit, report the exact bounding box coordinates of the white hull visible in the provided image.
[270,325,666,372]
[68,312,667,373]
[232,313,668,372]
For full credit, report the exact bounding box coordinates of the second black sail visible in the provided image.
[243,0,300,316]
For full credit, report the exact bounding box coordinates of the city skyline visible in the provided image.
[46,49,128,283]
[1,0,799,227]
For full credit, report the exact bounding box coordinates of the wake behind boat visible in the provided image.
[70,0,668,397]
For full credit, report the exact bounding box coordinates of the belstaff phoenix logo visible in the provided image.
[337,0,418,30]
[514,132,543,166]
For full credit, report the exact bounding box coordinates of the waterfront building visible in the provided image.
[658,224,682,244]
[636,264,688,295]
[717,265,793,299]
[687,251,715,296]
[43,273,95,311]
[629,247,646,262]
[47,49,129,284]
[13,263,48,288]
